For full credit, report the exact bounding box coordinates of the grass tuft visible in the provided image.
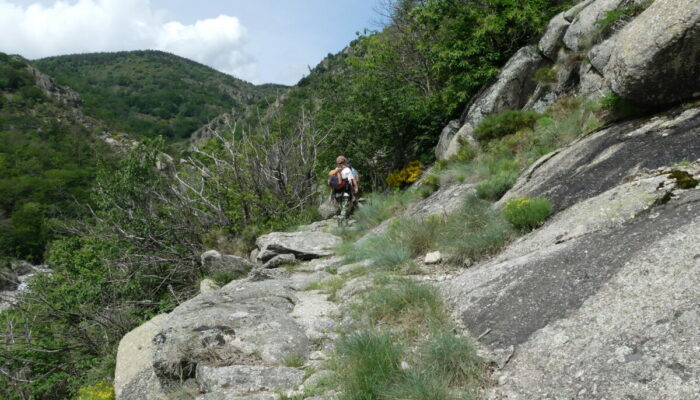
[503,196,554,232]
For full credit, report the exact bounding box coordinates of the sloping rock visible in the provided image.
[443,172,700,353]
[114,279,311,400]
[563,0,624,51]
[434,119,461,160]
[604,0,700,106]
[255,231,342,262]
[201,250,255,275]
[563,0,596,22]
[486,191,700,399]
[587,34,615,73]
[441,46,545,160]
[500,106,700,211]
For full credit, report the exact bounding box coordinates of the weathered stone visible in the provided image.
[262,253,297,269]
[563,0,596,22]
[201,250,255,275]
[304,370,335,389]
[604,0,700,106]
[296,219,337,233]
[196,392,278,400]
[115,279,310,399]
[197,364,304,395]
[294,256,344,273]
[577,63,608,99]
[587,33,615,73]
[199,279,220,294]
[500,106,700,212]
[486,196,700,398]
[434,119,461,160]
[563,0,625,51]
[539,12,570,60]
[247,267,290,282]
[424,251,442,265]
[114,314,169,400]
[256,231,342,262]
[291,290,339,341]
[288,271,334,291]
[443,46,545,160]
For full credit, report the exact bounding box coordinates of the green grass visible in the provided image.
[503,196,554,232]
[335,330,404,400]
[419,331,485,387]
[283,354,305,368]
[474,110,541,142]
[359,279,450,334]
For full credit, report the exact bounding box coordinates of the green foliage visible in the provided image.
[75,381,115,400]
[596,0,653,33]
[283,354,306,368]
[533,65,557,84]
[503,196,553,231]
[599,92,644,119]
[0,52,102,262]
[276,0,562,188]
[668,170,699,189]
[474,110,541,142]
[34,51,286,141]
[419,332,485,387]
[360,279,450,334]
[475,171,519,200]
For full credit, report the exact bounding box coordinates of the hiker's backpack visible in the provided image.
[328,169,347,192]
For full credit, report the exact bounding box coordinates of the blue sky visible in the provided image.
[0,0,383,85]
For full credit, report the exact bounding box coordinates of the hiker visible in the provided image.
[328,155,358,218]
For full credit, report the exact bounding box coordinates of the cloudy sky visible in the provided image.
[0,0,382,85]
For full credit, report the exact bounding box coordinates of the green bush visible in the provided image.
[334,330,403,400]
[599,92,644,119]
[503,196,553,231]
[475,171,518,200]
[474,110,541,142]
[420,331,485,387]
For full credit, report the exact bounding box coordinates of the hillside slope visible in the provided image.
[34,51,287,142]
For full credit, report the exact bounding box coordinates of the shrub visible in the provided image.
[474,110,541,142]
[503,197,553,231]
[668,170,699,189]
[596,0,653,34]
[420,332,485,387]
[387,161,424,188]
[76,381,115,400]
[452,139,478,163]
[475,171,518,200]
[599,92,644,119]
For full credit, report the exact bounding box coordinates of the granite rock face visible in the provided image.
[440,46,545,160]
[201,250,255,275]
[604,0,700,106]
[441,106,700,399]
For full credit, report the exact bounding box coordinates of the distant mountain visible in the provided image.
[34,50,288,141]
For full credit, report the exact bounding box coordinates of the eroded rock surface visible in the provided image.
[255,231,342,262]
[604,0,700,106]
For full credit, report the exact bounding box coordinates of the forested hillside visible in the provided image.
[35,51,287,142]
[0,52,109,263]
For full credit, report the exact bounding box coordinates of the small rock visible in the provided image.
[424,251,442,264]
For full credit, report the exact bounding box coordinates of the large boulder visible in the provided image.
[255,231,342,263]
[604,0,700,106]
[539,12,570,60]
[196,365,304,396]
[562,0,625,51]
[114,279,311,400]
[440,46,545,160]
[434,119,461,160]
[114,315,169,400]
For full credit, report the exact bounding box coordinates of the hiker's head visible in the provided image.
[336,156,348,166]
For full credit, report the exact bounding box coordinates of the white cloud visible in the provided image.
[0,0,259,82]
